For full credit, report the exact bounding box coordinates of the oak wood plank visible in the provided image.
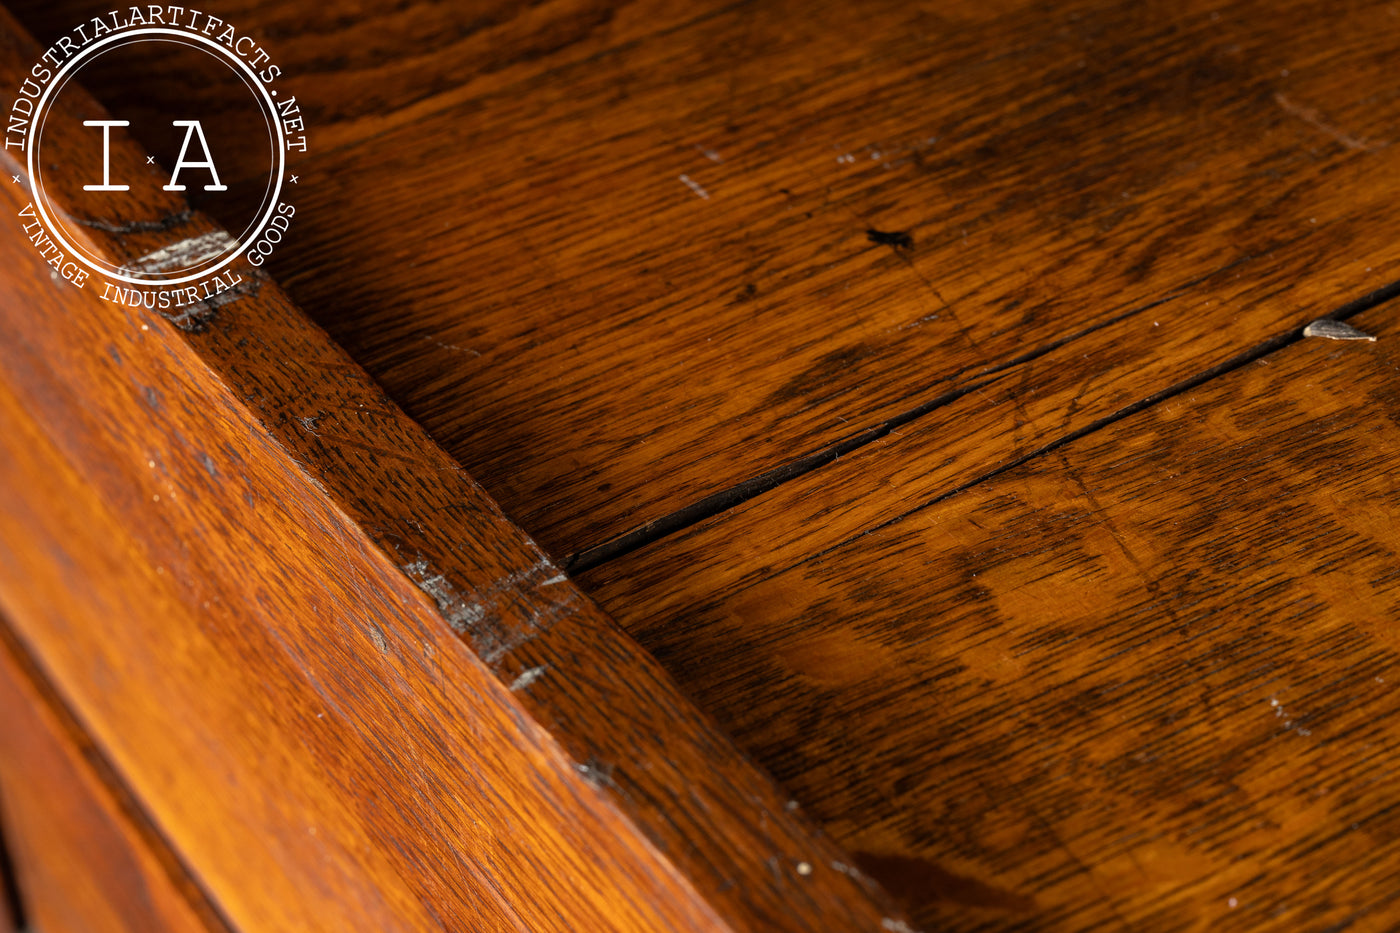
[0,617,228,933]
[15,0,1400,557]
[584,303,1400,930]
[0,10,902,931]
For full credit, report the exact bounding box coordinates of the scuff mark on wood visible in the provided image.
[881,919,919,933]
[1275,93,1387,152]
[120,231,237,275]
[421,334,481,357]
[679,174,710,200]
[509,665,548,691]
[400,556,577,666]
[575,757,615,789]
[159,270,264,333]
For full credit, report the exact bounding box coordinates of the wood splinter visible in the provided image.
[1303,319,1378,341]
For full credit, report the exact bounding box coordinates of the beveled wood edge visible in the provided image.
[0,8,910,931]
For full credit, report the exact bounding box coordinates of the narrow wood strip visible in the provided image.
[569,274,1400,573]
[579,266,1400,627]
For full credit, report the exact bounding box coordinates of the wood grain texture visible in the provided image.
[0,9,904,932]
[584,303,1400,931]
[0,617,227,933]
[16,0,1400,559]
[8,2,1400,930]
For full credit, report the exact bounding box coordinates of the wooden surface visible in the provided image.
[586,302,1400,931]
[6,0,1400,931]
[0,618,226,933]
[0,8,905,933]
[16,0,1400,562]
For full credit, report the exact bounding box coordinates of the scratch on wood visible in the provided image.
[831,860,865,880]
[71,209,193,234]
[120,231,237,275]
[679,173,710,200]
[1303,319,1377,341]
[158,271,264,332]
[1274,93,1387,152]
[400,556,577,666]
[421,334,480,357]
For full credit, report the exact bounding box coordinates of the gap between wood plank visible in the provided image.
[566,272,1400,575]
[0,795,25,933]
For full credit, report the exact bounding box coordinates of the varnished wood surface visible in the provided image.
[585,305,1400,930]
[16,0,1400,560]
[7,1,1400,930]
[0,617,226,933]
[0,9,904,932]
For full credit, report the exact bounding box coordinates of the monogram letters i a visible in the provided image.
[82,119,227,192]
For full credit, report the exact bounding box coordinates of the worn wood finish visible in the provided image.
[16,0,1400,558]
[0,10,903,933]
[584,304,1400,930]
[0,617,227,933]
[8,1,1400,930]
